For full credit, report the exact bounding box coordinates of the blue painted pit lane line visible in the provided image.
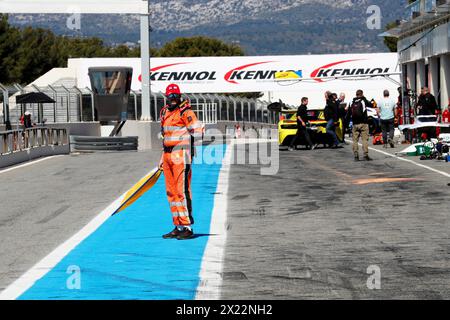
[18,144,227,300]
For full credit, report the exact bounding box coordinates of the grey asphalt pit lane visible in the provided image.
[285,202,320,215]
[116,165,131,174]
[229,214,250,219]
[271,267,313,280]
[336,228,352,232]
[221,272,248,281]
[361,205,379,215]
[308,186,325,190]
[231,195,250,201]
[53,168,75,176]
[413,291,443,300]
[423,191,446,198]
[37,205,71,224]
[368,172,388,176]
[286,193,300,197]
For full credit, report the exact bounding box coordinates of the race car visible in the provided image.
[399,115,450,141]
[277,109,344,148]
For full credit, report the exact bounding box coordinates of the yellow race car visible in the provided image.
[278,109,344,148]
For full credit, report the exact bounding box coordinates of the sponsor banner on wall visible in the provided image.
[71,53,400,93]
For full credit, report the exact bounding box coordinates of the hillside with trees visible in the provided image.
[0,14,244,85]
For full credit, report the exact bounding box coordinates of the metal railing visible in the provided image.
[0,127,68,156]
[191,102,217,124]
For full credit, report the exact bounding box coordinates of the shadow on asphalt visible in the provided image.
[191,233,217,239]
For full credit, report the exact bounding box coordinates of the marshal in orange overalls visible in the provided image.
[160,85,203,228]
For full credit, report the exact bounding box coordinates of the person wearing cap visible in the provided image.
[376,90,397,148]
[20,111,33,129]
[159,83,203,240]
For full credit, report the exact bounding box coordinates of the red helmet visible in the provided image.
[165,83,181,97]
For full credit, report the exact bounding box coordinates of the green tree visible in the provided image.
[156,36,244,57]
[383,22,399,52]
[0,15,246,85]
[0,14,21,83]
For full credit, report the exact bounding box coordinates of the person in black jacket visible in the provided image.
[417,87,440,139]
[417,87,439,116]
[289,97,315,151]
[347,90,372,161]
[324,93,340,148]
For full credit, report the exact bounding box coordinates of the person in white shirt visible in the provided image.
[376,90,397,148]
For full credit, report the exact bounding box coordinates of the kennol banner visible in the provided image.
[71,53,399,93]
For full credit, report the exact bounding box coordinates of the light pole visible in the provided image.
[140,0,152,121]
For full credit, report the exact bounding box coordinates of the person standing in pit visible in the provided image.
[289,97,315,151]
[159,84,203,240]
[347,90,373,161]
[377,90,397,148]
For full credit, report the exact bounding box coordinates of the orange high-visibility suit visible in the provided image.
[160,102,203,227]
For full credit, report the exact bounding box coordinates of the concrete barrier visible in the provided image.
[46,122,101,136]
[0,144,70,169]
[70,136,138,152]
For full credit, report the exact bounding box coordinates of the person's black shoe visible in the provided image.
[389,139,395,148]
[354,155,360,161]
[176,228,194,240]
[162,227,181,239]
[364,155,373,161]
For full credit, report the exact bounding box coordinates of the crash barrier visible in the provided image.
[0,127,70,168]
[1,83,282,125]
[70,136,138,152]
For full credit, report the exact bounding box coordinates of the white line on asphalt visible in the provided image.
[351,141,450,178]
[0,155,65,175]
[369,146,450,178]
[0,168,156,300]
[195,142,233,300]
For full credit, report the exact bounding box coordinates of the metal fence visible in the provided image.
[0,127,68,156]
[146,92,279,124]
[1,83,281,127]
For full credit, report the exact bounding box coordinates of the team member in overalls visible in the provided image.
[160,84,203,240]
